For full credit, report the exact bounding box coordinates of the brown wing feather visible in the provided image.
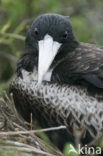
[67,42,103,73]
[53,42,103,89]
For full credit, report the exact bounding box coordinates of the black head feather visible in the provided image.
[29,13,79,57]
[16,13,79,77]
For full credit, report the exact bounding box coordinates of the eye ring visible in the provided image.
[63,31,68,39]
[34,28,39,35]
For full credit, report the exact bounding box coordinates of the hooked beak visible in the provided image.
[38,34,61,91]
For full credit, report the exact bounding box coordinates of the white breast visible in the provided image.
[21,68,53,82]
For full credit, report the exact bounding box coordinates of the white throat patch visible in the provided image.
[21,68,53,82]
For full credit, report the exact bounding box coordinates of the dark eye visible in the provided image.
[63,31,68,39]
[34,28,39,35]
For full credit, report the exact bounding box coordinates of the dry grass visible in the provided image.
[0,93,63,156]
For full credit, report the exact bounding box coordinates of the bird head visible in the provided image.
[25,13,78,91]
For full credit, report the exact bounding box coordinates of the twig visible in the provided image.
[0,125,66,136]
[12,122,62,156]
[30,113,33,130]
[10,93,26,126]
[0,146,55,156]
[0,140,55,156]
[0,32,25,41]
[0,52,17,63]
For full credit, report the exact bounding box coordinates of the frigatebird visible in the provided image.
[10,13,103,150]
[16,13,103,99]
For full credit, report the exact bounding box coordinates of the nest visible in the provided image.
[0,92,63,156]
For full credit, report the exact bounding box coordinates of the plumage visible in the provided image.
[10,13,103,149]
[10,73,103,147]
[16,14,103,93]
[52,42,103,85]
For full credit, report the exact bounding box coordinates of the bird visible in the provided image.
[10,74,103,149]
[10,13,103,150]
[16,13,103,99]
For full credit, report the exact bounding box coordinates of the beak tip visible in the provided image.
[37,80,42,93]
[37,88,40,95]
[37,85,40,93]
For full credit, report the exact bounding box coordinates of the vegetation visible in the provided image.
[0,0,103,155]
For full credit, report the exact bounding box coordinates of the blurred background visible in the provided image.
[0,0,103,93]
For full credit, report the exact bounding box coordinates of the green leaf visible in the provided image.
[64,143,78,156]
